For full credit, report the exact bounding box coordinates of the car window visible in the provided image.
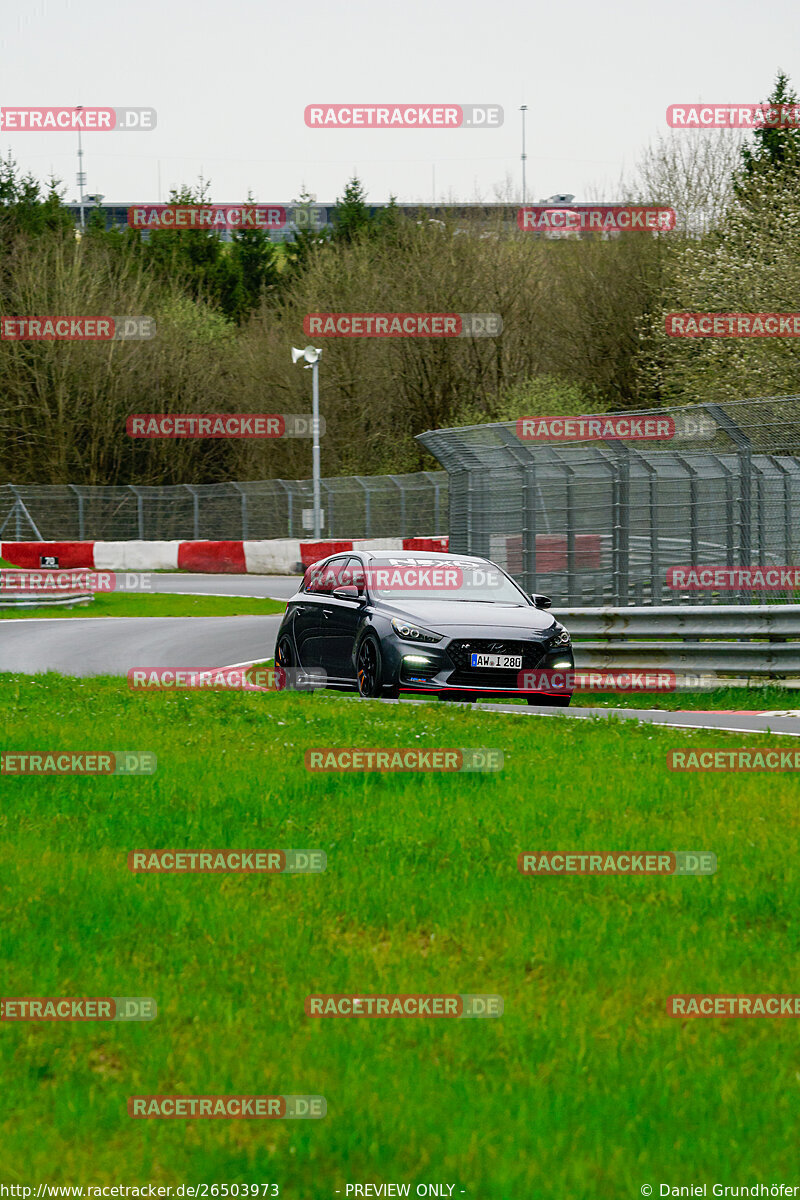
[304,556,349,595]
[341,556,366,593]
[363,557,529,604]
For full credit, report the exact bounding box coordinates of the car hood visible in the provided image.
[379,599,557,634]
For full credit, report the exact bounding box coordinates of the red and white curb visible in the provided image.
[1,536,449,575]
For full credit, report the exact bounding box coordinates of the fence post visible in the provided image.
[675,454,699,568]
[522,463,537,595]
[274,481,293,538]
[705,403,752,592]
[354,477,371,538]
[626,447,660,604]
[4,486,44,541]
[68,484,85,540]
[605,444,630,606]
[232,482,248,540]
[389,476,407,536]
[769,456,795,567]
[757,463,767,567]
[183,485,199,540]
[717,458,735,569]
[565,465,575,604]
[129,486,145,539]
[322,482,332,534]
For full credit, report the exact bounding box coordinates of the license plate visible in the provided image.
[470,653,522,669]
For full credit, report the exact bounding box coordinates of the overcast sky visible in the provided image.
[1,0,795,207]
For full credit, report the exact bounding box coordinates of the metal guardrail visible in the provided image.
[556,604,800,677]
[0,592,94,609]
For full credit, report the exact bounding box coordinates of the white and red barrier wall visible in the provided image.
[1,534,603,575]
[0,537,450,574]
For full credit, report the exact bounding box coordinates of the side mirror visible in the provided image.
[333,585,365,602]
[530,593,552,610]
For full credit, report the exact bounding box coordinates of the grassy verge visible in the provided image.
[568,685,799,710]
[0,594,285,619]
[1,675,798,1192]
[244,661,800,711]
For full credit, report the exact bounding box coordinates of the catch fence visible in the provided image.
[0,472,448,543]
[418,396,800,606]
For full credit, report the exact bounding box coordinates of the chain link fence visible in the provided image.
[418,396,800,606]
[0,472,448,543]
[7,395,800,607]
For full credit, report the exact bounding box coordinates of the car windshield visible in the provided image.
[360,559,529,604]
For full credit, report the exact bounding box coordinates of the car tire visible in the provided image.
[275,633,315,692]
[356,635,398,699]
[526,695,571,707]
[275,635,295,671]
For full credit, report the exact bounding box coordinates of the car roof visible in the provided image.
[357,549,489,564]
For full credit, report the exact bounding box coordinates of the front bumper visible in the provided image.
[390,634,575,699]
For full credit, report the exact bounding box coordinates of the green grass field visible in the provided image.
[2,674,799,1196]
[245,661,800,712]
[0,594,285,619]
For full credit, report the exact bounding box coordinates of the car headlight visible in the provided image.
[391,618,442,644]
[550,621,571,647]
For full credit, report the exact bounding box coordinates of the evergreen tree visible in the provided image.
[332,176,373,243]
[737,71,800,185]
[284,187,331,276]
[0,154,74,237]
[230,192,280,319]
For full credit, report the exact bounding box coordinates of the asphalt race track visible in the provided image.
[145,573,302,600]
[3,571,800,733]
[0,616,282,676]
[0,573,299,674]
[459,700,800,737]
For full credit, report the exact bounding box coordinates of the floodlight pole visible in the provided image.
[520,105,528,207]
[291,345,323,539]
[76,106,86,231]
[311,357,321,539]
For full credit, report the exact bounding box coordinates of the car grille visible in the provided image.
[445,637,548,686]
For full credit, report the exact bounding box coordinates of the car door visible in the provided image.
[320,556,366,681]
[292,557,349,669]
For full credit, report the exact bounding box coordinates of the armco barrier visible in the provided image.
[1,536,449,575]
[559,604,800,678]
[0,590,95,609]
